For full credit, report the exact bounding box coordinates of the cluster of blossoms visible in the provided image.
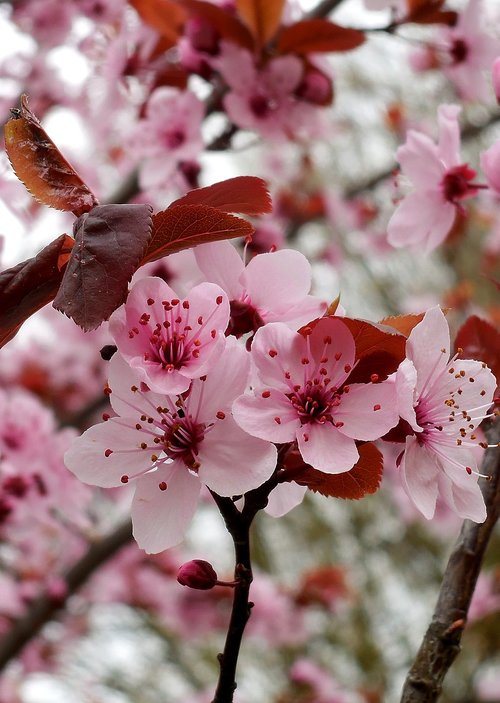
[65,243,497,553]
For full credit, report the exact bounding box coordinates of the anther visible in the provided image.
[104,449,113,457]
[216,411,226,420]
[120,475,129,483]
[147,298,155,305]
[159,482,168,491]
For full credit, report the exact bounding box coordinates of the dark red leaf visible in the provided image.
[0,234,72,348]
[129,0,186,46]
[404,0,457,24]
[142,204,254,264]
[4,95,98,217]
[169,176,272,215]
[180,0,255,49]
[454,315,500,387]
[277,19,365,55]
[292,443,384,500]
[236,0,286,45]
[53,204,153,331]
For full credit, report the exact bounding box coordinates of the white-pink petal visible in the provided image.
[334,381,399,440]
[400,436,440,519]
[194,241,244,299]
[265,481,307,518]
[296,422,359,474]
[65,418,154,488]
[242,249,312,311]
[132,464,201,553]
[406,307,450,397]
[198,417,277,496]
[232,391,300,444]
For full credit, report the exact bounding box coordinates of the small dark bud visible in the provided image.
[100,344,117,361]
[177,559,218,590]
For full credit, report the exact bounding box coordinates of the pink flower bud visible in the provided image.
[493,57,500,104]
[177,560,218,590]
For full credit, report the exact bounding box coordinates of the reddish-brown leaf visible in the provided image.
[0,235,71,348]
[378,312,424,338]
[236,0,286,45]
[53,204,153,331]
[169,176,272,215]
[277,19,365,55]
[454,315,500,386]
[4,96,98,217]
[142,204,254,264]
[180,0,254,49]
[129,0,186,46]
[293,443,384,500]
[404,0,457,24]
[341,317,407,383]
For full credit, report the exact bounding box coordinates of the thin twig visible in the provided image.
[400,420,500,703]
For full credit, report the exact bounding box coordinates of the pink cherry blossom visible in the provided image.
[440,0,498,102]
[109,276,230,395]
[233,318,398,474]
[214,42,326,141]
[65,341,277,553]
[194,241,327,336]
[395,307,496,522]
[387,104,480,252]
[129,88,204,194]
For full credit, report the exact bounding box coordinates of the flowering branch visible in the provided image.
[400,420,500,703]
[210,470,281,703]
[0,519,132,672]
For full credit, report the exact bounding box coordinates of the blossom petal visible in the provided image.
[387,191,455,252]
[243,249,312,311]
[265,481,307,517]
[232,390,299,443]
[436,444,486,520]
[397,130,443,188]
[296,422,359,474]
[65,418,157,488]
[198,417,277,496]
[132,464,200,553]
[188,337,250,420]
[395,359,420,431]
[334,380,399,440]
[194,241,244,301]
[406,307,450,397]
[250,322,306,392]
[400,436,439,519]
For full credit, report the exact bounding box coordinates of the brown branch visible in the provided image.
[0,519,133,672]
[400,420,500,703]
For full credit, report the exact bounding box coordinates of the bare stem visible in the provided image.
[400,420,500,703]
[210,471,280,703]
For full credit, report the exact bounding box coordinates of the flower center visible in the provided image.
[161,414,206,470]
[450,38,468,64]
[288,383,339,425]
[249,94,275,118]
[441,164,477,204]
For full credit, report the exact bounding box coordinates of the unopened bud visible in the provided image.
[177,560,218,590]
[493,57,500,104]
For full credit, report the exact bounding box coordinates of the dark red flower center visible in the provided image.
[441,164,477,204]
